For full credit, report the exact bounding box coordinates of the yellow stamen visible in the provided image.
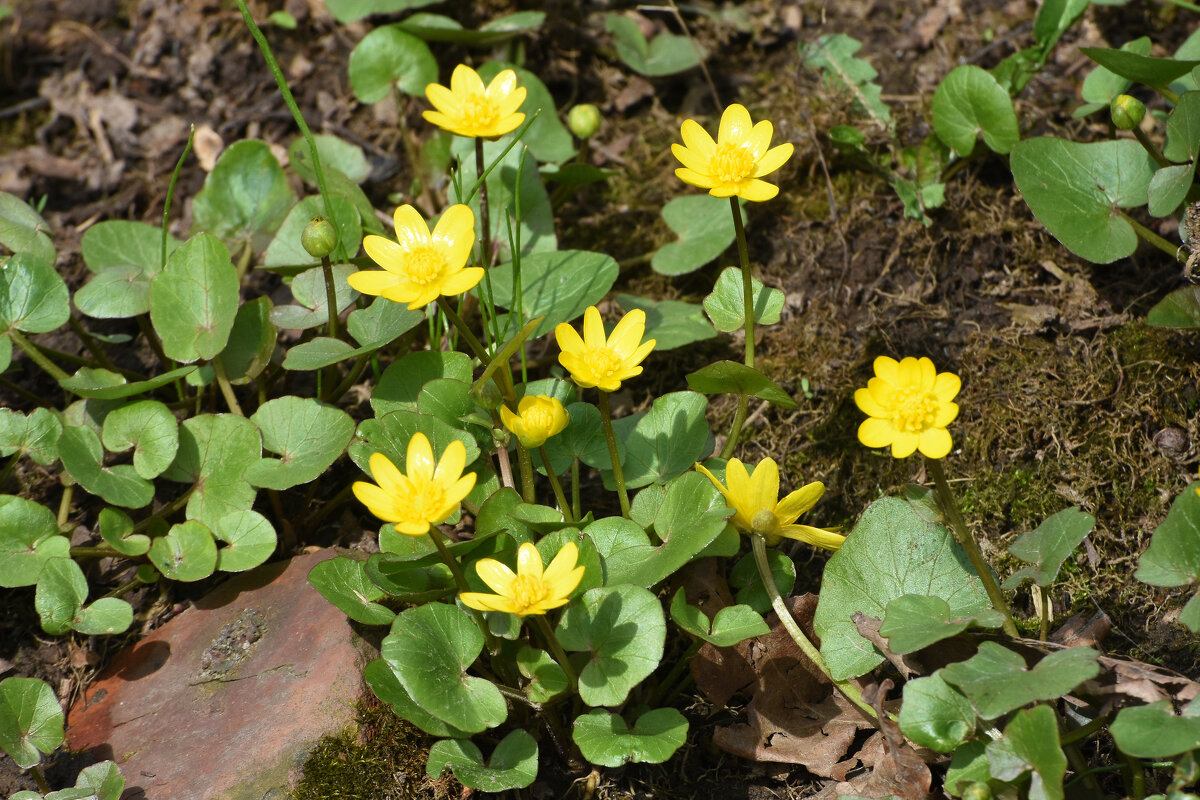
[405,248,445,285]
[893,387,941,433]
[709,142,755,183]
[511,574,550,611]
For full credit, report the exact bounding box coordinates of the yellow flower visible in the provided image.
[554,306,656,393]
[460,542,585,617]
[855,356,961,459]
[347,204,482,310]
[695,458,844,550]
[352,433,476,535]
[671,103,794,202]
[500,395,569,448]
[423,64,527,139]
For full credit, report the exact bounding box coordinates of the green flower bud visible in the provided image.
[473,380,504,411]
[567,103,602,139]
[1111,94,1147,131]
[301,216,338,258]
[961,783,992,800]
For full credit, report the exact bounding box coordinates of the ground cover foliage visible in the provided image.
[2,0,1200,798]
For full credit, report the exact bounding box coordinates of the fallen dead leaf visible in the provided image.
[194,125,225,172]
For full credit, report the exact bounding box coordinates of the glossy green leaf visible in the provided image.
[0,676,64,769]
[149,233,238,362]
[479,62,572,164]
[58,365,198,399]
[931,65,1018,156]
[58,425,153,509]
[281,337,356,371]
[98,507,149,556]
[1003,506,1095,589]
[191,140,296,253]
[539,401,612,474]
[814,497,991,680]
[80,220,180,275]
[246,397,354,490]
[1080,47,1200,87]
[0,333,10,374]
[1148,163,1194,218]
[944,740,993,798]
[309,556,396,625]
[373,350,472,417]
[450,138,555,261]
[730,547,795,613]
[34,557,131,635]
[215,296,276,384]
[0,407,61,465]
[100,400,178,480]
[616,294,715,351]
[383,602,507,732]
[606,13,705,77]
[74,265,154,319]
[1076,37,1149,116]
[163,414,261,529]
[487,250,618,339]
[1011,137,1155,264]
[572,708,688,767]
[557,584,665,707]
[418,378,476,434]
[426,730,537,791]
[1135,480,1200,631]
[395,11,544,45]
[516,646,569,703]
[0,253,69,334]
[880,594,1005,653]
[0,495,68,587]
[263,195,362,268]
[669,588,769,646]
[703,266,785,332]
[1033,0,1088,50]
[0,192,55,265]
[148,520,219,582]
[47,760,125,800]
[686,360,797,409]
[899,672,976,753]
[74,597,135,636]
[347,295,424,348]
[214,510,276,572]
[1148,286,1200,328]
[363,658,468,737]
[609,392,711,489]
[1111,701,1200,757]
[651,194,741,276]
[269,264,359,331]
[985,705,1066,800]
[287,134,371,185]
[348,25,437,102]
[350,409,480,480]
[941,642,1100,720]
[324,0,438,24]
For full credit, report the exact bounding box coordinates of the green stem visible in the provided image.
[570,458,581,521]
[133,489,193,534]
[322,352,370,404]
[927,458,1019,637]
[436,295,519,408]
[475,138,493,267]
[1122,750,1147,800]
[1119,210,1188,263]
[1154,83,1182,105]
[720,394,750,459]
[70,544,122,559]
[1038,584,1050,642]
[29,765,49,795]
[598,390,630,518]
[539,445,573,523]
[1060,712,1111,746]
[730,197,753,369]
[56,483,73,527]
[67,314,119,373]
[233,0,343,262]
[212,359,243,416]
[1132,125,1172,168]
[162,124,195,269]
[7,329,70,382]
[516,441,536,503]
[320,255,339,341]
[750,534,879,722]
[647,639,703,708]
[533,615,577,692]
[426,524,498,651]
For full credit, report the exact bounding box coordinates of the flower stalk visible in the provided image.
[533,615,578,693]
[598,390,630,518]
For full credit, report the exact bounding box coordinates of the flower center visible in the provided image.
[511,573,549,611]
[396,478,446,524]
[525,405,554,433]
[463,92,500,130]
[405,247,445,285]
[750,508,779,534]
[709,142,755,184]
[584,347,622,379]
[893,388,940,433]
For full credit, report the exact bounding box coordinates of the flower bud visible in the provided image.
[1110,94,1147,131]
[567,103,602,140]
[961,783,992,800]
[500,395,569,448]
[473,380,504,411]
[301,216,338,258]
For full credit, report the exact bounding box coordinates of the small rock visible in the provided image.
[1153,427,1189,459]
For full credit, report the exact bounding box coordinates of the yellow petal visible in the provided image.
[935,401,958,428]
[695,462,733,506]
[558,353,594,388]
[459,592,518,614]
[496,87,527,118]
[542,543,582,597]
[680,119,716,159]
[439,267,485,296]
[775,481,824,525]
[873,356,900,384]
[724,458,752,515]
[425,83,460,115]
[353,481,399,522]
[897,357,922,389]
[346,270,402,297]
[406,432,435,482]
[394,519,433,536]
[582,306,606,349]
[867,376,896,408]
[490,113,525,137]
[747,458,780,518]
[444,474,476,508]
[934,371,961,402]
[674,167,720,189]
[500,404,520,434]
[891,431,920,459]
[362,235,409,274]
[858,417,896,448]
[517,542,544,577]
[422,110,464,135]
[918,427,953,459]
[671,142,710,174]
[368,452,405,496]
[607,309,646,356]
[555,320,585,357]
[744,119,774,160]
[406,285,442,310]
[778,524,846,551]
[450,63,485,96]
[432,204,474,258]
[393,205,431,249]
[486,69,519,102]
[755,142,794,178]
[433,439,467,486]
[627,339,656,369]
[736,178,778,202]
[709,184,738,198]
[718,103,752,144]
[918,357,937,391]
[474,557,516,595]
[854,387,889,417]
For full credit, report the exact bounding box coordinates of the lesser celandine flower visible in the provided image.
[501,395,569,448]
[348,204,482,310]
[695,458,845,550]
[855,356,961,459]
[672,103,794,202]
[352,433,476,535]
[555,306,656,393]
[460,542,585,617]
[423,64,526,139]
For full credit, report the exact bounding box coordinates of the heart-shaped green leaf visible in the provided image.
[730,547,796,613]
[1011,137,1155,264]
[616,294,716,351]
[1080,46,1200,87]
[269,264,359,331]
[1148,286,1200,328]
[81,219,181,275]
[1111,701,1200,758]
[383,602,507,733]
[214,510,276,572]
[703,266,785,332]
[651,195,741,276]
[395,11,544,45]
[669,588,769,647]
[1148,163,1194,218]
[98,508,149,556]
[49,760,125,800]
[557,584,665,707]
[149,233,239,362]
[0,192,55,265]
[1003,507,1095,589]
[516,646,569,703]
[162,414,261,529]
[349,24,438,102]
[148,520,219,582]
[450,138,556,262]
[373,350,472,417]
[262,195,362,268]
[899,672,977,753]
[606,13,705,76]
[191,140,296,253]
[686,360,797,409]
[572,708,688,767]
[0,676,64,769]
[75,265,154,319]
[880,594,1005,653]
[0,253,69,334]
[0,496,68,588]
[0,407,61,465]
[308,556,396,625]
[478,62,573,164]
[347,295,424,349]
[58,425,153,509]
[540,402,614,474]
[350,409,480,477]
[1075,37,1149,116]
[215,296,277,384]
[35,558,132,635]
[288,134,371,185]
[931,65,1018,156]
[814,497,991,680]
[1135,481,1200,631]
[985,705,1066,800]
[58,365,198,399]
[426,730,538,791]
[486,250,618,339]
[100,400,179,480]
[608,391,711,489]
[363,658,467,737]
[941,642,1100,720]
[246,397,354,490]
